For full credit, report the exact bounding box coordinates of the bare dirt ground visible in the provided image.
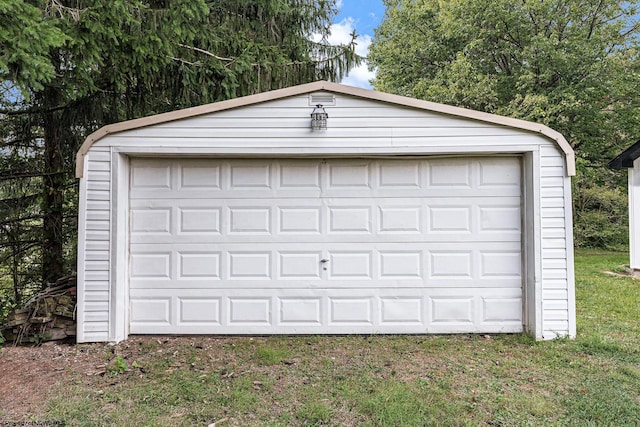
[0,339,106,421]
[0,335,428,426]
[0,336,288,423]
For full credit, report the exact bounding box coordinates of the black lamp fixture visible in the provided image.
[310,104,328,130]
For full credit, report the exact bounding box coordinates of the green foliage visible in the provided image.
[0,114,45,308]
[573,183,628,249]
[573,157,629,249]
[0,0,67,94]
[369,0,640,247]
[414,52,499,112]
[0,284,14,326]
[107,355,128,375]
[29,332,47,345]
[0,0,361,302]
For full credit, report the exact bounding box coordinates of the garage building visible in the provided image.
[75,81,576,342]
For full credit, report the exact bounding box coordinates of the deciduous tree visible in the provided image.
[369,0,640,247]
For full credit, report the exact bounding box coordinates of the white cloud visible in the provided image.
[335,0,344,8]
[313,17,376,89]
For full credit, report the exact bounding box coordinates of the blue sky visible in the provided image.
[336,0,385,36]
[331,0,385,89]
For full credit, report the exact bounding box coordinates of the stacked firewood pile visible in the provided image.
[2,276,77,344]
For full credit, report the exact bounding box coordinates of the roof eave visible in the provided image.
[609,140,640,169]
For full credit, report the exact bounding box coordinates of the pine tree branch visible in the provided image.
[178,41,359,69]
[0,243,41,264]
[177,43,235,62]
[0,215,43,227]
[168,56,200,66]
[0,102,72,116]
[0,171,50,181]
[0,193,41,206]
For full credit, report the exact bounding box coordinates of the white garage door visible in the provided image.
[128,157,523,334]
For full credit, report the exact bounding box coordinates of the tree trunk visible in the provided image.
[42,95,65,285]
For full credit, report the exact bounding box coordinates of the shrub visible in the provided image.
[573,184,628,249]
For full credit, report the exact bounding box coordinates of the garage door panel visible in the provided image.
[321,187,522,199]
[130,253,171,279]
[130,208,172,234]
[478,157,522,187]
[479,205,522,232]
[325,161,373,190]
[179,163,221,190]
[129,278,521,290]
[178,298,221,325]
[229,162,272,189]
[378,160,422,189]
[277,160,322,190]
[130,159,172,189]
[427,157,521,188]
[131,233,522,244]
[278,251,323,279]
[129,288,522,334]
[194,195,519,210]
[130,157,521,199]
[130,297,171,324]
[279,297,323,325]
[228,207,272,234]
[427,159,472,188]
[129,197,520,243]
[178,253,221,279]
[278,206,322,234]
[129,245,521,289]
[129,157,523,334]
[179,208,221,234]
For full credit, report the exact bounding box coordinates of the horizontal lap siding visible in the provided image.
[80,148,111,341]
[540,145,571,338]
[93,94,542,150]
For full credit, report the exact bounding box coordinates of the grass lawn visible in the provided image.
[6,250,640,426]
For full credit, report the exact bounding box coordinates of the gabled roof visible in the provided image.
[76,80,575,177]
[609,140,640,169]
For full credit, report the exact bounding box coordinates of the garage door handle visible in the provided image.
[320,259,329,263]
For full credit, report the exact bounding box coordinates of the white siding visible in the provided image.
[539,144,573,338]
[630,161,640,270]
[94,94,539,150]
[78,148,111,341]
[78,91,574,341]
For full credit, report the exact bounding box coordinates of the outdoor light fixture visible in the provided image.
[310,104,328,130]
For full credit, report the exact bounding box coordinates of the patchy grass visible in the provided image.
[254,343,291,366]
[3,250,639,426]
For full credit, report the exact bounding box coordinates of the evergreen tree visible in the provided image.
[0,0,361,307]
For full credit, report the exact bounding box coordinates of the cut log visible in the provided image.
[6,311,29,327]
